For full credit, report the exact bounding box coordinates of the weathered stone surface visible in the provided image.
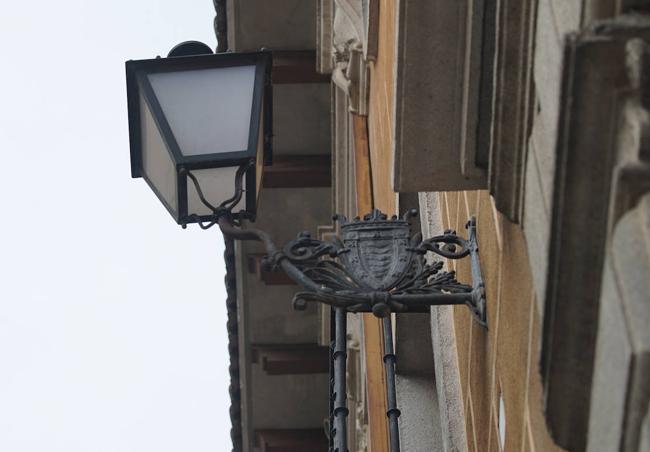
[586,261,633,452]
[393,0,487,193]
[395,310,434,376]
[539,18,650,450]
[419,192,469,452]
[533,0,563,162]
[273,84,331,156]
[316,0,334,73]
[641,407,650,452]
[588,194,650,451]
[549,0,582,38]
[529,105,556,213]
[488,0,537,222]
[430,305,470,452]
[396,376,443,452]
[236,186,332,448]
[250,364,330,428]
[523,146,550,312]
[227,0,316,51]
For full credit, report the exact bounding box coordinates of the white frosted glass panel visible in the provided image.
[140,95,178,214]
[187,167,246,216]
[148,65,256,156]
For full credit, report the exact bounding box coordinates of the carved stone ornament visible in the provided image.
[330,0,370,115]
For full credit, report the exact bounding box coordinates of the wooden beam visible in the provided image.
[251,344,329,375]
[353,115,374,212]
[263,155,331,188]
[255,429,328,452]
[272,50,331,84]
[352,113,390,452]
[247,254,296,285]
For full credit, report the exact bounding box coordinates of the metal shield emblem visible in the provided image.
[339,219,414,290]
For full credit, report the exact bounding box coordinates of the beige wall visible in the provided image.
[367,0,397,215]
[438,191,561,452]
[365,0,567,449]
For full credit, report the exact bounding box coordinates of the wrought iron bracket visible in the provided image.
[181,170,488,452]
[279,210,487,327]
[182,168,487,327]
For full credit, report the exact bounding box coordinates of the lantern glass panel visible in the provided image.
[140,94,178,215]
[147,65,256,156]
[187,167,246,216]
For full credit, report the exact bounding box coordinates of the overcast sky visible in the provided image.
[0,2,233,451]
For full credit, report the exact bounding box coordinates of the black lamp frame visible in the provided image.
[127,46,487,452]
[126,51,272,224]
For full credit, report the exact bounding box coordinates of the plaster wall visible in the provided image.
[432,190,561,452]
[250,363,330,429]
[227,0,316,51]
[237,186,332,447]
[365,0,569,449]
[241,187,332,344]
[274,84,331,156]
[588,194,650,451]
[524,0,583,310]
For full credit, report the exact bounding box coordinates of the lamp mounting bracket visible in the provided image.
[183,170,487,326]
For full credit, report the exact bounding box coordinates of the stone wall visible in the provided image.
[322,0,650,450]
[588,195,650,451]
[524,0,580,308]
[420,190,561,452]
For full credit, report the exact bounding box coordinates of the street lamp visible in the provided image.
[126,42,271,226]
[125,42,487,452]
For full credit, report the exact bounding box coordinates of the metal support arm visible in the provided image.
[182,165,489,452]
[184,165,488,326]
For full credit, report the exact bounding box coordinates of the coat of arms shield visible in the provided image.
[338,213,415,291]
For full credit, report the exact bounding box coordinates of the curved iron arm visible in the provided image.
[217,213,486,325]
[410,229,471,259]
[217,215,327,295]
[180,163,332,296]
[180,166,488,452]
[181,166,487,326]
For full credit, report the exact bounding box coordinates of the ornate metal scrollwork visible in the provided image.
[282,231,343,263]
[190,184,487,452]
[182,168,488,326]
[258,208,487,326]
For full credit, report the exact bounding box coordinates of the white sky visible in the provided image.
[0,2,233,451]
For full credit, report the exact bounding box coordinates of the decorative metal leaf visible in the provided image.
[283,231,342,264]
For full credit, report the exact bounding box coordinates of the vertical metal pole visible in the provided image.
[328,307,335,451]
[333,307,348,452]
[383,316,401,452]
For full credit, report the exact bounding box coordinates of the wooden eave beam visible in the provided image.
[352,113,390,452]
[251,344,329,375]
[255,429,328,452]
[263,155,331,188]
[272,50,331,84]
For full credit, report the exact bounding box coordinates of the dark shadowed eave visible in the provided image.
[212,3,236,449]
[224,238,242,452]
[213,0,228,52]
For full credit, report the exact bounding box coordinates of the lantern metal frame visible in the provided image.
[126,45,488,452]
[126,51,272,225]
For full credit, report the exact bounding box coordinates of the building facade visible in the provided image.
[218,0,650,451]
